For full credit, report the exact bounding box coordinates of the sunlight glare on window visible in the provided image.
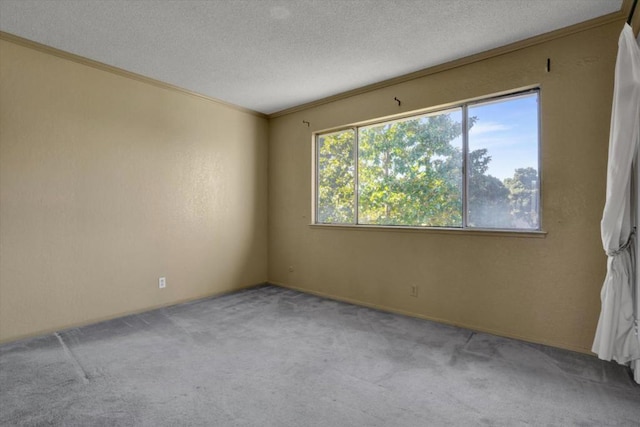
[467,93,539,229]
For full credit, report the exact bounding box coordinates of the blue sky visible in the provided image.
[468,93,539,180]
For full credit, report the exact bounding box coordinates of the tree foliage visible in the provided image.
[504,167,539,228]
[467,148,511,228]
[317,114,539,229]
[317,130,355,223]
[358,113,463,226]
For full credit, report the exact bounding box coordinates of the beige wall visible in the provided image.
[268,21,623,354]
[0,39,268,343]
[0,19,624,352]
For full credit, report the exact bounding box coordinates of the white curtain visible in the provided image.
[592,24,640,383]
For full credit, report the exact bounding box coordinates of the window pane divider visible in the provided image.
[353,126,359,225]
[462,104,469,229]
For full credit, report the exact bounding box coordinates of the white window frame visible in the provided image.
[312,88,542,232]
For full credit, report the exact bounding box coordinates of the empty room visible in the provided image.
[1,0,640,425]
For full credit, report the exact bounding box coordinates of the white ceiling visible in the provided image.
[0,0,625,114]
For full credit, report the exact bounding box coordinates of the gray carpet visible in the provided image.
[1,284,639,426]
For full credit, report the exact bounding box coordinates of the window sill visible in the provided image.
[309,223,547,238]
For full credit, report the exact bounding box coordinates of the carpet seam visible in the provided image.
[54,332,90,384]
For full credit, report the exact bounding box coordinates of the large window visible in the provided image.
[315,90,540,230]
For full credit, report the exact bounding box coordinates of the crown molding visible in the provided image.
[269,7,629,118]
[2,1,631,122]
[0,31,267,119]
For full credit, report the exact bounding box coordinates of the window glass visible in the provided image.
[358,109,463,226]
[316,129,356,224]
[467,93,539,229]
[314,89,540,231]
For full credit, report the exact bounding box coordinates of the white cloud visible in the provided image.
[469,121,511,135]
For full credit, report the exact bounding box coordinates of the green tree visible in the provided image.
[357,113,463,226]
[504,167,539,228]
[467,149,511,228]
[317,130,355,223]
[316,113,528,229]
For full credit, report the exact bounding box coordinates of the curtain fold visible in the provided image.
[592,24,640,379]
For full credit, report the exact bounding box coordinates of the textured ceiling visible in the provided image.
[0,0,625,114]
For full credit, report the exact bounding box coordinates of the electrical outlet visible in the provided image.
[159,277,166,289]
[410,284,418,297]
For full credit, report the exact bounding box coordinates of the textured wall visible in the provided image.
[268,21,622,353]
[0,39,268,343]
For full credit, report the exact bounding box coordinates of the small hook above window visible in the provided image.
[302,120,310,127]
[394,97,401,106]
